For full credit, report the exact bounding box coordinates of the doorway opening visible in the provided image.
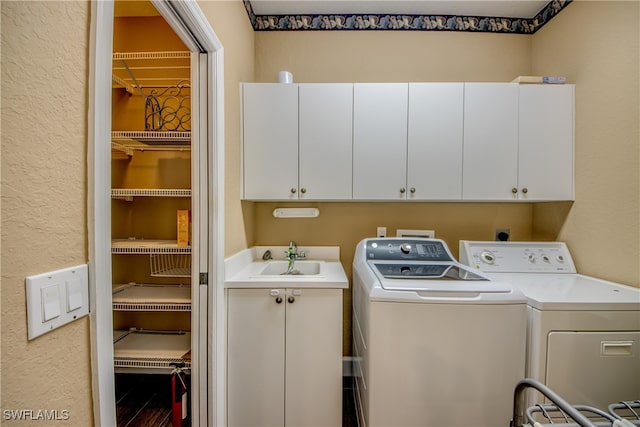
[88,1,224,426]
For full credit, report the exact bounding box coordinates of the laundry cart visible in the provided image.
[511,379,640,427]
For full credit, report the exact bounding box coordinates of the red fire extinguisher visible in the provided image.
[171,363,188,427]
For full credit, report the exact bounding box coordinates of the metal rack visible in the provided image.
[113,329,191,374]
[112,188,192,201]
[111,239,192,278]
[112,130,191,156]
[512,379,640,427]
[112,284,191,312]
[112,51,190,95]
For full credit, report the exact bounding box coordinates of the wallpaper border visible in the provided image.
[243,0,571,33]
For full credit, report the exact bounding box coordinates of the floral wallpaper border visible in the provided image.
[243,0,571,33]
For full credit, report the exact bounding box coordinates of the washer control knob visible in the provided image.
[400,243,412,254]
[528,254,536,263]
[541,254,551,263]
[480,251,495,264]
[556,255,565,263]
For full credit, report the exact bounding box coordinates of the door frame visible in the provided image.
[87,1,224,425]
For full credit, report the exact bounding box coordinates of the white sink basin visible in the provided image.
[224,246,348,289]
[259,261,321,276]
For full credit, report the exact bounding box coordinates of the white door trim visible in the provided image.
[88,1,224,425]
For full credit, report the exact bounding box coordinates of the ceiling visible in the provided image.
[249,0,551,19]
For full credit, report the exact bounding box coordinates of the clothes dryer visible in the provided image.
[460,241,640,410]
[352,238,527,427]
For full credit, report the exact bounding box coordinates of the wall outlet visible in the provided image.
[377,227,387,238]
[495,229,510,241]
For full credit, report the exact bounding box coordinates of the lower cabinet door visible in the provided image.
[227,288,343,427]
[285,288,343,427]
[227,288,285,427]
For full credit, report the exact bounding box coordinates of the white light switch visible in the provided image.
[41,283,61,321]
[26,264,89,340]
[66,278,83,312]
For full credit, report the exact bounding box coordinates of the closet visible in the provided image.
[111,9,193,427]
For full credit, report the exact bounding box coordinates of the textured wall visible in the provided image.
[1,1,93,425]
[532,1,640,287]
[198,0,256,257]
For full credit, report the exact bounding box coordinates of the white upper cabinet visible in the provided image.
[462,83,575,201]
[407,83,464,200]
[242,82,574,202]
[242,83,298,200]
[242,83,353,200]
[299,84,353,200]
[353,83,409,200]
[463,83,519,200]
[518,84,574,201]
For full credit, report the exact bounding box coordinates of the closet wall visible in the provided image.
[111,13,193,426]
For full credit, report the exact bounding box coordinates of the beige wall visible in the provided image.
[531,1,640,287]
[1,1,93,425]
[256,30,531,83]
[198,0,257,257]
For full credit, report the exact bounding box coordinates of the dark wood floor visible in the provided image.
[343,376,359,427]
[116,374,184,427]
[117,374,357,427]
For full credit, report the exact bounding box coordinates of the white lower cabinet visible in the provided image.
[227,288,343,427]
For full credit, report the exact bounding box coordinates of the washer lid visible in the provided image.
[372,262,487,280]
[369,261,514,293]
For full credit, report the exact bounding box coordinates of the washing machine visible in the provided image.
[352,238,527,427]
[459,240,640,410]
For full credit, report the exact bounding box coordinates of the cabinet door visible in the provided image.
[407,83,463,200]
[462,83,519,200]
[227,288,285,427]
[518,84,574,201]
[285,289,342,427]
[242,84,298,200]
[299,84,353,200]
[353,83,409,200]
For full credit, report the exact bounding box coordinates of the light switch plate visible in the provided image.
[25,264,89,340]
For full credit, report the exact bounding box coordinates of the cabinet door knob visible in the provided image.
[400,187,406,194]
[300,188,306,194]
[290,188,297,194]
[522,187,528,194]
[287,296,295,304]
[410,187,416,194]
[512,187,518,194]
[275,297,283,304]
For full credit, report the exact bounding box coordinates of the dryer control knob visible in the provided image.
[400,243,412,254]
[480,251,496,265]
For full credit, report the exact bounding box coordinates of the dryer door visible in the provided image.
[546,331,640,408]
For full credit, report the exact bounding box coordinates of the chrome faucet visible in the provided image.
[285,241,298,274]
